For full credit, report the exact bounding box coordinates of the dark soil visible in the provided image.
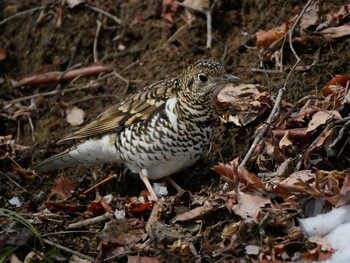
[1,0,349,262]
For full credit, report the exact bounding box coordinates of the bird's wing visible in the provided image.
[58,78,176,143]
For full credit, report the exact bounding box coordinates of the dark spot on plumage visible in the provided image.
[187,77,194,89]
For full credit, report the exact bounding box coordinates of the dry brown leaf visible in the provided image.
[317,4,350,31]
[172,200,216,223]
[231,192,271,222]
[127,255,160,263]
[279,170,315,187]
[300,0,320,30]
[218,83,269,126]
[306,110,341,133]
[327,172,350,207]
[212,161,264,191]
[322,75,350,94]
[279,130,293,149]
[183,0,210,10]
[303,244,335,262]
[265,141,286,163]
[51,175,76,200]
[256,15,297,48]
[318,24,350,38]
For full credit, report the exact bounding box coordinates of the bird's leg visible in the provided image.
[139,169,158,201]
[139,169,162,236]
[164,176,185,195]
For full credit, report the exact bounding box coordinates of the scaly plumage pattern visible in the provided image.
[34,59,240,182]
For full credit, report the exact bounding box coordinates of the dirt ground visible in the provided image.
[1,0,350,262]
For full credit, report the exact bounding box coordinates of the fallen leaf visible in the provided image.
[279,130,293,149]
[300,0,320,30]
[256,15,296,47]
[183,0,210,10]
[217,83,269,126]
[212,161,264,191]
[172,200,217,223]
[127,255,160,263]
[51,175,76,199]
[318,24,350,38]
[231,192,271,222]
[327,172,350,207]
[306,110,341,133]
[322,75,350,94]
[266,140,286,163]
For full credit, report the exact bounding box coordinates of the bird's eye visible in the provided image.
[198,74,208,82]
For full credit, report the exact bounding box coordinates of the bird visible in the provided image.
[33,59,240,200]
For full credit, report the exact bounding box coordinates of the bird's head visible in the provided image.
[178,59,240,99]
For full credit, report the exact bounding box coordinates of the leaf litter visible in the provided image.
[0,0,350,262]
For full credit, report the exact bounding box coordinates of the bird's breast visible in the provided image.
[115,105,214,179]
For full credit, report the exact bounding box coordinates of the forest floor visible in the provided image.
[1,0,350,262]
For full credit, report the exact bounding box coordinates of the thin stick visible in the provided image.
[43,238,94,261]
[86,4,122,25]
[175,0,217,48]
[205,10,212,48]
[66,212,114,229]
[5,71,115,105]
[93,20,102,63]
[0,171,28,193]
[241,1,314,168]
[80,174,118,196]
[251,68,283,74]
[284,0,314,88]
[42,230,97,237]
[27,115,35,142]
[0,6,44,27]
[342,80,350,104]
[240,88,285,167]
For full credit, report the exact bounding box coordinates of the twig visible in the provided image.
[43,239,94,262]
[93,20,102,63]
[343,80,350,104]
[176,0,217,48]
[240,88,285,167]
[27,115,35,142]
[4,70,132,105]
[251,68,283,74]
[0,6,44,27]
[283,0,314,88]
[0,171,28,192]
[66,212,114,229]
[12,64,112,87]
[81,174,118,196]
[42,230,96,237]
[86,4,123,25]
[329,118,350,150]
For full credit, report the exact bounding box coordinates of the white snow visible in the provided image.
[299,205,350,263]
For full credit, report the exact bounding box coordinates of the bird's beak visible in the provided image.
[224,74,241,83]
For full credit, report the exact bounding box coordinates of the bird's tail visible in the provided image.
[33,138,118,173]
